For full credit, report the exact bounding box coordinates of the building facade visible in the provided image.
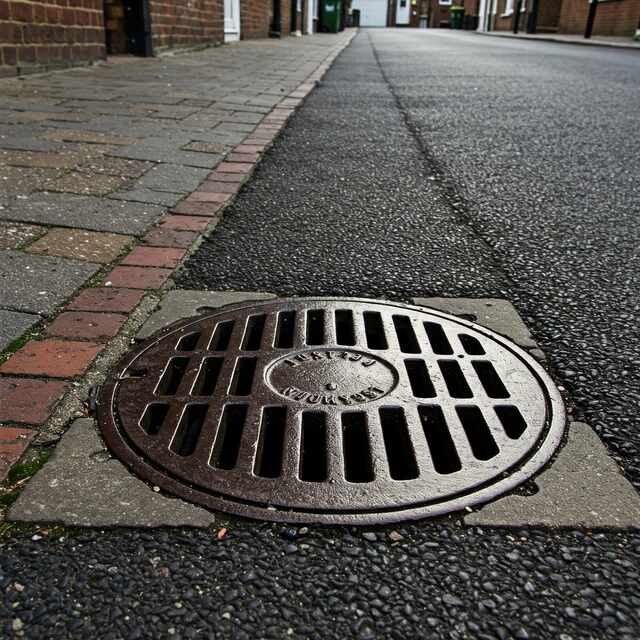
[478,0,640,38]
[425,0,480,28]
[350,0,480,28]
[0,0,313,77]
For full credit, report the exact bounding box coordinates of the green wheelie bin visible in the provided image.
[320,0,341,33]
[450,6,464,29]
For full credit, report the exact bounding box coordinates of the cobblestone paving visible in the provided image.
[0,35,344,351]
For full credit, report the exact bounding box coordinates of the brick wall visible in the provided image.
[428,1,450,27]
[559,0,640,37]
[491,0,639,36]
[491,0,522,31]
[215,0,302,41]
[426,0,480,27]
[149,0,224,51]
[281,0,292,34]
[104,0,126,54]
[537,0,562,30]
[0,0,105,75]
[241,0,271,38]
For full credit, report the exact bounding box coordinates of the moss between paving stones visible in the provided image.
[0,328,42,365]
[0,451,51,513]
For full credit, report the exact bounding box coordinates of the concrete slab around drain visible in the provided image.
[418,297,640,528]
[9,419,216,528]
[465,422,640,528]
[413,297,537,349]
[136,289,276,340]
[137,292,640,529]
[11,292,639,529]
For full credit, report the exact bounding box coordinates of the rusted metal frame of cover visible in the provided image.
[98,297,566,525]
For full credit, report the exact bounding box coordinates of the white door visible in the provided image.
[351,0,388,27]
[224,0,240,41]
[307,0,317,33]
[395,0,410,25]
[478,0,488,31]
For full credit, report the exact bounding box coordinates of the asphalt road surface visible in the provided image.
[180,29,640,491]
[3,30,640,640]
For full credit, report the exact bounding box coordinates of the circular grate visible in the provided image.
[98,298,565,524]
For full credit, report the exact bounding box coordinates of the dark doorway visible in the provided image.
[104,0,152,56]
[270,0,282,36]
[291,0,298,33]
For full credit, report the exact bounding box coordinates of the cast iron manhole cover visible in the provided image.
[98,298,565,524]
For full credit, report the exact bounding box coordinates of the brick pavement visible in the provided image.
[0,31,354,482]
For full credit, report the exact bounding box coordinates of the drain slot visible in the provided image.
[473,361,509,398]
[418,406,461,474]
[300,412,327,482]
[342,412,374,483]
[140,403,169,435]
[254,407,286,478]
[306,309,325,345]
[209,320,234,351]
[459,334,485,355]
[242,314,266,351]
[363,311,388,349]
[230,357,257,396]
[156,357,190,396]
[177,332,201,351]
[379,408,418,480]
[210,404,247,470]
[393,315,420,353]
[275,311,296,349]
[192,357,223,396]
[456,406,499,461]
[171,404,207,457]
[439,360,473,398]
[495,405,527,439]
[424,322,453,355]
[335,309,356,346]
[405,360,436,398]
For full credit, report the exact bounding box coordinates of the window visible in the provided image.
[439,0,452,6]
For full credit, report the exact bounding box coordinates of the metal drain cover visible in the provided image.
[98,297,565,524]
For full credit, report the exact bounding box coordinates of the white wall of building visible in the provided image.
[351,0,388,27]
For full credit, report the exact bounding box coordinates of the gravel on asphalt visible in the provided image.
[1,526,639,639]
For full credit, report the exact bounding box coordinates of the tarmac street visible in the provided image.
[1,28,640,640]
[182,29,640,494]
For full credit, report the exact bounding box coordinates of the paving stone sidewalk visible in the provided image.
[0,32,354,481]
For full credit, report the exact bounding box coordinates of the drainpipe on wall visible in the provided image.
[487,0,495,31]
[512,0,523,34]
[584,0,598,39]
[270,0,282,37]
[526,0,538,34]
[142,0,153,56]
